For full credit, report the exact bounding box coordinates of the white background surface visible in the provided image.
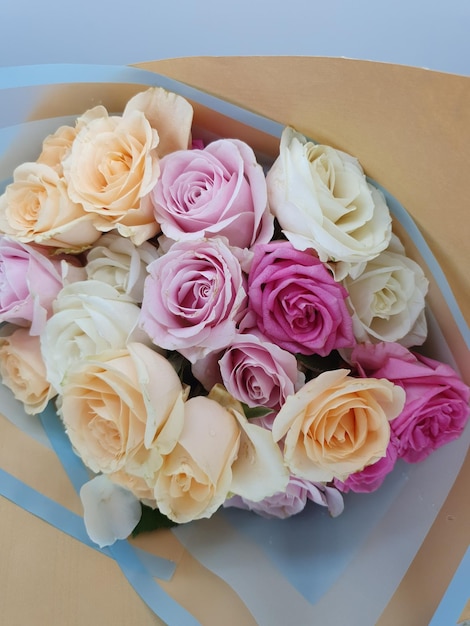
[0,0,469,75]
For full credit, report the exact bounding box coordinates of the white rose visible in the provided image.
[41,280,147,390]
[343,234,429,346]
[266,127,392,277]
[85,233,159,302]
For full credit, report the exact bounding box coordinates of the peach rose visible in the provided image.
[154,387,288,523]
[0,326,56,414]
[123,86,193,158]
[109,467,157,507]
[63,107,160,245]
[37,106,108,174]
[153,395,240,523]
[0,162,102,251]
[272,369,405,482]
[58,343,186,477]
[37,124,78,174]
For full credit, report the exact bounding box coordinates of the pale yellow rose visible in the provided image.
[58,343,185,476]
[154,387,289,523]
[63,108,160,245]
[272,369,405,482]
[0,327,56,414]
[0,162,102,252]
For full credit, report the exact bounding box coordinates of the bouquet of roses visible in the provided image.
[0,85,468,548]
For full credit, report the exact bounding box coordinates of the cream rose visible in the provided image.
[272,369,405,482]
[0,326,56,414]
[85,233,158,302]
[343,234,429,346]
[266,127,392,278]
[0,162,102,251]
[40,280,147,390]
[58,343,186,477]
[154,387,288,523]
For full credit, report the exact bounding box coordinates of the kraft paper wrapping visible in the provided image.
[0,57,468,625]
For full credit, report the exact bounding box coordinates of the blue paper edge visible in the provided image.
[429,546,470,626]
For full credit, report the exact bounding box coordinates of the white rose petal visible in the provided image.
[80,474,141,547]
[229,409,289,502]
[86,233,158,302]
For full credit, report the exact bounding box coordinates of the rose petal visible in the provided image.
[208,385,289,501]
[80,474,141,547]
[124,86,193,157]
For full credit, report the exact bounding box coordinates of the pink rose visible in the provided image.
[350,342,470,463]
[334,440,398,493]
[150,139,273,249]
[0,236,84,335]
[139,238,247,363]
[247,241,354,356]
[224,475,344,519]
[193,332,304,410]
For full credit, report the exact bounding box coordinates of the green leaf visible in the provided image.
[131,504,178,537]
[295,350,347,379]
[241,403,274,419]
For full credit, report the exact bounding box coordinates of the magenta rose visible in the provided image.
[139,238,247,363]
[246,241,354,356]
[224,475,344,519]
[334,440,398,493]
[0,236,84,335]
[192,331,305,410]
[350,342,470,463]
[150,139,273,249]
